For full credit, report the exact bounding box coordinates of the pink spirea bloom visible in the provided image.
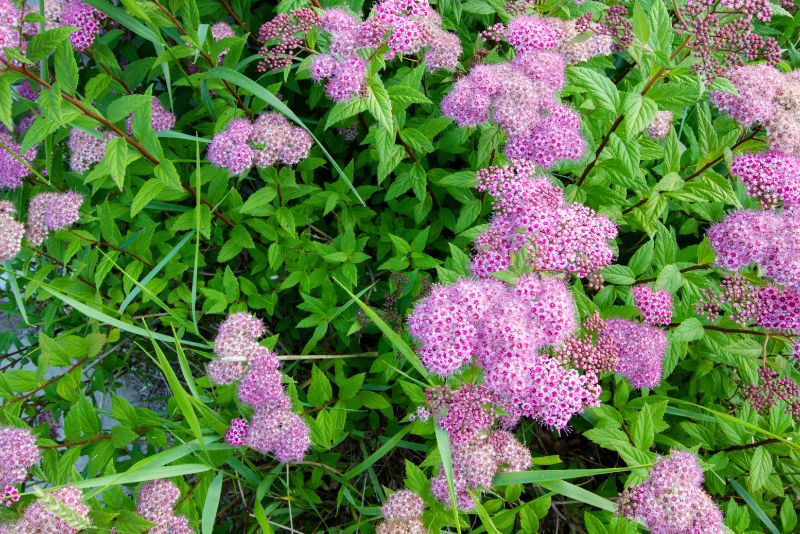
[225,418,249,446]
[0,0,22,62]
[382,490,425,521]
[207,114,312,174]
[374,0,432,54]
[617,451,724,534]
[426,385,497,445]
[0,201,23,262]
[68,129,109,174]
[0,129,36,189]
[554,334,619,375]
[137,480,192,532]
[488,430,532,472]
[209,312,264,384]
[62,0,105,51]
[237,351,291,411]
[471,162,617,283]
[729,151,800,209]
[505,15,563,53]
[0,427,39,487]
[14,485,90,533]
[647,111,673,139]
[245,409,310,463]
[600,319,666,389]
[707,210,800,290]
[211,22,235,63]
[743,367,800,419]
[125,97,175,134]
[25,191,83,246]
[375,518,427,534]
[632,286,673,325]
[0,485,18,507]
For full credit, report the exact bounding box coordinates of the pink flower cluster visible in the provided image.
[0,485,18,507]
[632,286,673,325]
[136,480,193,533]
[676,0,780,81]
[376,490,427,533]
[211,313,310,463]
[0,426,39,487]
[708,210,800,290]
[419,385,531,510]
[0,0,21,61]
[0,201,23,261]
[125,97,176,134]
[310,4,460,102]
[68,129,111,174]
[25,191,83,246]
[729,151,800,210]
[207,114,313,174]
[599,319,666,389]
[617,451,724,534]
[0,485,91,533]
[211,21,235,63]
[62,0,105,51]
[443,17,598,167]
[409,275,602,430]
[647,111,673,140]
[257,8,318,72]
[743,366,800,418]
[697,275,800,338]
[711,66,800,155]
[0,127,37,188]
[471,162,617,284]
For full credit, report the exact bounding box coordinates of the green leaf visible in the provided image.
[387,84,431,106]
[567,67,620,113]
[27,26,77,61]
[0,78,12,131]
[54,39,79,95]
[104,137,129,190]
[324,98,367,129]
[202,472,224,534]
[602,265,636,285]
[130,178,164,216]
[343,426,411,479]
[673,318,704,342]
[307,365,333,407]
[366,77,393,132]
[749,446,772,493]
[730,479,780,534]
[631,403,654,450]
[622,93,658,135]
[780,496,797,533]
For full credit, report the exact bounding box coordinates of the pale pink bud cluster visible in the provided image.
[25,191,83,246]
[207,114,312,174]
[62,0,105,51]
[712,66,800,155]
[125,97,176,134]
[632,286,673,325]
[0,128,37,189]
[137,480,193,533]
[6,485,91,533]
[647,111,673,139]
[599,319,666,389]
[441,31,586,167]
[729,151,800,210]
[257,8,318,72]
[0,427,39,487]
[617,451,724,534]
[68,129,111,174]
[409,275,602,430]
[743,367,800,418]
[554,313,619,375]
[0,201,23,261]
[376,490,427,533]
[677,0,780,81]
[471,162,617,284]
[708,210,800,290]
[211,313,310,463]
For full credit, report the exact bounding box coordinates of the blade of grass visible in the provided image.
[434,420,462,534]
[344,426,411,479]
[537,479,616,513]
[191,135,201,332]
[70,463,211,490]
[119,230,195,313]
[333,278,430,382]
[4,262,29,325]
[470,494,501,534]
[493,465,650,486]
[202,472,224,534]
[34,280,208,348]
[158,130,211,143]
[204,67,364,205]
[729,479,780,534]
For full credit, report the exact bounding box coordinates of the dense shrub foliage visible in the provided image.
[0,0,799,532]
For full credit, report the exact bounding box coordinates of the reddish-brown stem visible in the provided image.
[40,427,148,449]
[83,49,132,94]
[67,230,154,268]
[3,61,236,228]
[705,438,779,454]
[12,355,89,403]
[575,114,625,186]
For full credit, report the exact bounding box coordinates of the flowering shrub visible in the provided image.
[0,0,798,532]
